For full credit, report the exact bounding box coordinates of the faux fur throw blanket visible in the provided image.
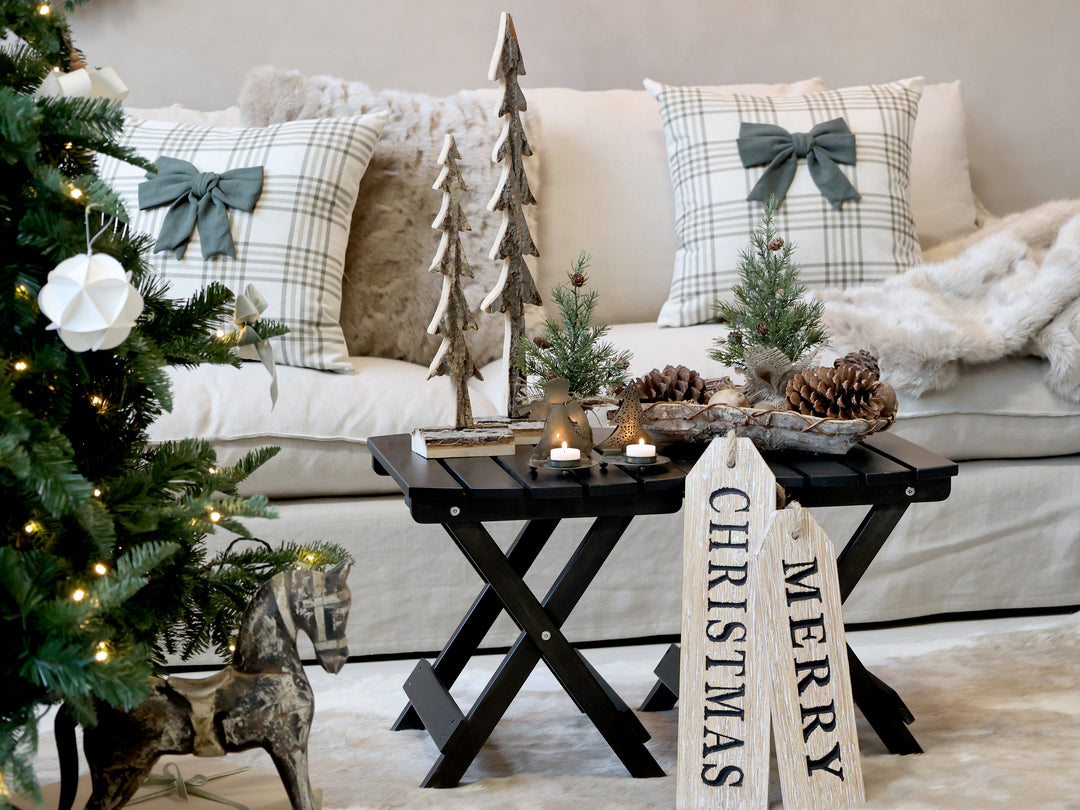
[821,200,1080,401]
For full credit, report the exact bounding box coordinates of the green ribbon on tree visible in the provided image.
[127,763,251,809]
[737,118,861,210]
[234,284,278,407]
[139,157,263,260]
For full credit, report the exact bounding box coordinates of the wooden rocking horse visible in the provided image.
[61,560,352,810]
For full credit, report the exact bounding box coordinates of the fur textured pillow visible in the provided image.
[239,66,538,368]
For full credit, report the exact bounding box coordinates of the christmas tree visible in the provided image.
[515,252,631,400]
[0,1,343,799]
[709,199,827,407]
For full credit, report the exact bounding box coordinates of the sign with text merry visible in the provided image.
[757,506,865,810]
[677,434,775,810]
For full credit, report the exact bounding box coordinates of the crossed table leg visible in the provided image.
[639,501,923,755]
[393,515,665,788]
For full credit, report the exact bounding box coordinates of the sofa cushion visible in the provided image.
[98,115,387,373]
[150,359,502,498]
[237,66,536,369]
[645,77,924,328]
[530,79,827,326]
[593,322,1080,462]
[125,105,244,127]
[908,81,978,247]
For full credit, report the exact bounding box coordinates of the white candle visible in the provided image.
[549,441,581,463]
[625,439,656,459]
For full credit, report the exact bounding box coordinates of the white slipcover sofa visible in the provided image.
[131,77,1080,662]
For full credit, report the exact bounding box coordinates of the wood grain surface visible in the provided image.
[678,434,776,810]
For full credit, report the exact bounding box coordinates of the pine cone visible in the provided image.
[637,364,708,403]
[833,350,880,380]
[786,365,888,420]
[768,236,784,251]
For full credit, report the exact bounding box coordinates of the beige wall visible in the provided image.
[71,0,1078,215]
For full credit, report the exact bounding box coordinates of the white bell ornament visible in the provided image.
[38,252,144,352]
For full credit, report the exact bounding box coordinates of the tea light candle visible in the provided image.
[549,441,581,466]
[625,438,656,460]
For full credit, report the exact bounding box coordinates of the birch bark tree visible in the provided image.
[481,11,542,416]
[427,134,482,429]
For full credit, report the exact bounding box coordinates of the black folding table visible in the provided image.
[367,431,957,787]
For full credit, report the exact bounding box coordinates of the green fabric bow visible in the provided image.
[234,284,278,407]
[737,118,860,210]
[139,157,263,260]
[128,762,250,809]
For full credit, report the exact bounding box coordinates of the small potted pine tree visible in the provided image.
[710,199,827,409]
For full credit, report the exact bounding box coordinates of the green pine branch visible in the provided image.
[514,252,631,399]
[710,198,827,370]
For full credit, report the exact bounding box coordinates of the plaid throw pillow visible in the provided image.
[98,114,387,372]
[644,78,924,328]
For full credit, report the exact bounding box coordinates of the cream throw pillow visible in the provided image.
[909,81,978,247]
[98,114,387,372]
[645,77,924,328]
[239,66,529,369]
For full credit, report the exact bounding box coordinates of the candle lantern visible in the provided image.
[596,383,668,469]
[526,378,594,469]
[596,382,656,454]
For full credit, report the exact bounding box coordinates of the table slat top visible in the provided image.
[368,431,957,523]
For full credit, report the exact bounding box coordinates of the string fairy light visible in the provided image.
[95,642,108,662]
[209,510,222,523]
[93,488,102,497]
[94,563,107,575]
[38,4,50,15]
[69,187,83,199]
[23,522,35,534]
[13,360,28,371]
[72,588,86,602]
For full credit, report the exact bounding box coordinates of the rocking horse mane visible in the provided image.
[233,559,352,673]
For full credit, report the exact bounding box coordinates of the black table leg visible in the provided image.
[638,643,679,712]
[835,502,922,750]
[847,643,921,754]
[418,516,664,788]
[393,518,560,731]
[836,503,910,602]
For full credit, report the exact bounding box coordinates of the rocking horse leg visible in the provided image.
[267,745,317,810]
[84,740,161,810]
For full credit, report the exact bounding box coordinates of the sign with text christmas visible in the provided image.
[756,506,865,810]
[677,434,776,810]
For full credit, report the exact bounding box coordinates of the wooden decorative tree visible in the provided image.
[413,134,514,458]
[427,134,483,429]
[481,11,543,417]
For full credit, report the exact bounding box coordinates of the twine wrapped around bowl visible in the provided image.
[624,400,894,454]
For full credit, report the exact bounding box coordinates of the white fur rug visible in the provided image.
[30,613,1080,809]
[823,200,1080,401]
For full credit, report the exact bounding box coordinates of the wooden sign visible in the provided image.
[756,506,865,810]
[678,433,776,810]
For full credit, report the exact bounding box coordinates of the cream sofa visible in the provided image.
[133,79,1080,663]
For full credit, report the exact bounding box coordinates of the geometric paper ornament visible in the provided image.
[38,252,144,351]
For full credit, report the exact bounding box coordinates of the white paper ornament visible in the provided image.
[36,65,129,101]
[38,252,144,351]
